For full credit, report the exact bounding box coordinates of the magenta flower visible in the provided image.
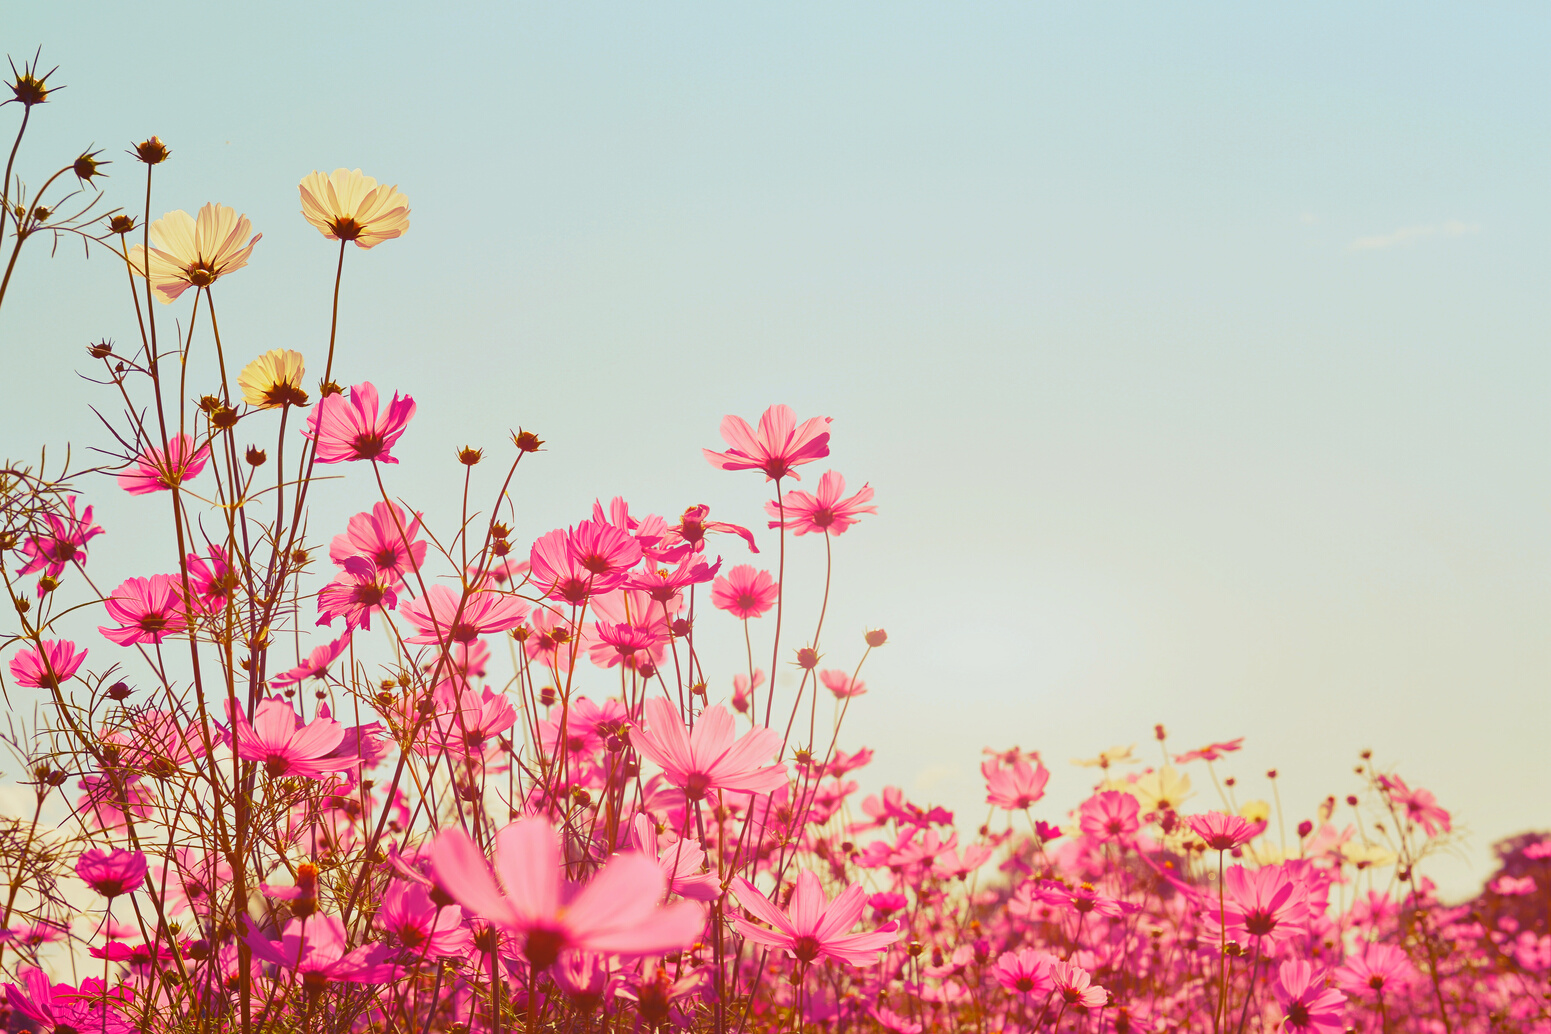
[994,947,1056,995]
[229,698,363,779]
[981,755,1050,811]
[1212,864,1311,947]
[76,848,148,898]
[1051,959,1108,1008]
[18,495,102,578]
[330,501,426,583]
[631,815,720,902]
[316,556,399,632]
[711,565,778,619]
[428,817,706,970]
[374,881,472,958]
[1378,774,1452,837]
[666,503,760,555]
[399,585,528,645]
[528,520,641,604]
[117,434,211,494]
[626,554,721,604]
[246,913,399,986]
[4,969,136,1034]
[417,683,517,758]
[99,574,188,645]
[704,404,832,482]
[632,697,787,800]
[1334,942,1416,998]
[767,470,876,536]
[185,544,235,613]
[730,870,902,965]
[1273,960,1347,1034]
[270,633,352,689]
[1172,737,1245,764]
[819,669,867,699]
[1078,790,1140,842]
[304,382,416,464]
[9,639,86,689]
[1186,811,1264,851]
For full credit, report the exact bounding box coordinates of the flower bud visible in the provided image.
[132,137,170,164]
[795,647,819,669]
[73,151,106,182]
[457,446,483,466]
[1297,820,1313,839]
[864,628,888,648]
[245,446,267,466]
[513,428,544,453]
[88,340,113,358]
[108,214,135,235]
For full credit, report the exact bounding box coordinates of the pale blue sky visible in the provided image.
[5,4,1550,893]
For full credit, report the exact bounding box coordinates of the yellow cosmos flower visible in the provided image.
[1133,766,1193,813]
[298,169,409,248]
[1072,744,1138,769]
[1340,841,1397,870]
[1238,799,1271,824]
[238,349,308,409]
[127,203,261,304]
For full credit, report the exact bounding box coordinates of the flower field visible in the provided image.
[1,51,1548,1034]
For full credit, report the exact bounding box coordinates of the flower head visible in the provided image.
[299,169,410,248]
[711,565,778,619]
[304,382,416,464]
[982,755,1050,811]
[128,203,260,303]
[18,495,102,579]
[767,470,876,535]
[1273,960,1346,1034]
[99,574,188,646]
[238,349,308,408]
[1078,790,1140,842]
[9,640,86,689]
[1187,811,1263,851]
[229,698,362,780]
[76,848,147,898]
[118,434,210,495]
[631,697,787,800]
[730,870,901,966]
[704,404,831,481]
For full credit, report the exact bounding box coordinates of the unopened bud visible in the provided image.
[457,446,483,466]
[132,137,171,164]
[513,428,544,453]
[88,340,114,359]
[245,446,267,466]
[864,628,888,648]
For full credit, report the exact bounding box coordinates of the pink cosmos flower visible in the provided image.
[18,495,102,578]
[631,698,788,800]
[9,639,86,689]
[117,434,211,495]
[4,969,136,1034]
[77,774,154,831]
[1078,790,1140,842]
[374,881,472,958]
[1377,774,1452,837]
[730,870,902,965]
[76,848,147,898]
[229,698,363,779]
[528,522,640,604]
[731,669,764,715]
[1172,737,1245,764]
[270,633,352,688]
[399,585,528,645]
[665,503,760,555]
[330,501,426,583]
[766,470,876,536]
[982,755,1051,811]
[1490,874,1537,896]
[418,683,517,758]
[304,382,416,464]
[704,404,832,482]
[1186,811,1264,851]
[428,817,706,970]
[316,556,399,632]
[1050,959,1108,1008]
[819,669,866,699]
[1333,942,1416,997]
[1212,864,1311,947]
[994,947,1056,995]
[626,554,721,604]
[1273,960,1347,1034]
[711,565,778,619]
[631,815,721,902]
[245,913,399,986]
[185,545,235,613]
[99,574,188,645]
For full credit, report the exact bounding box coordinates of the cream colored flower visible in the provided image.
[1238,799,1271,824]
[1072,744,1138,769]
[238,350,308,409]
[1340,841,1397,870]
[127,203,261,304]
[1133,766,1193,813]
[298,169,409,248]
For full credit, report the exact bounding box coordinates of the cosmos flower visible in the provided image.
[99,574,188,646]
[238,349,308,408]
[631,698,787,800]
[304,382,416,464]
[730,870,901,966]
[1078,790,1140,842]
[982,755,1050,811]
[299,169,410,248]
[766,470,876,536]
[76,848,147,898]
[711,565,778,619]
[1273,960,1346,1034]
[9,640,86,689]
[18,495,102,579]
[128,203,261,303]
[704,405,831,481]
[118,435,211,495]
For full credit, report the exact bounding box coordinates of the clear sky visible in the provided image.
[4,3,1549,896]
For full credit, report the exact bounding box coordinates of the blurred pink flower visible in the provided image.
[99,574,188,646]
[1051,959,1108,1008]
[767,470,876,536]
[1187,811,1263,851]
[1172,737,1245,764]
[730,870,901,965]
[819,669,867,699]
[374,882,471,957]
[305,382,415,464]
[1078,790,1140,842]
[428,817,705,970]
[704,404,831,482]
[9,639,86,689]
[982,755,1050,811]
[117,434,210,495]
[76,848,147,898]
[245,913,399,984]
[994,947,1056,995]
[1213,864,1311,947]
[1378,774,1452,837]
[1334,942,1416,997]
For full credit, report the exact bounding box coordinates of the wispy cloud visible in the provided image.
[1348,220,1481,251]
